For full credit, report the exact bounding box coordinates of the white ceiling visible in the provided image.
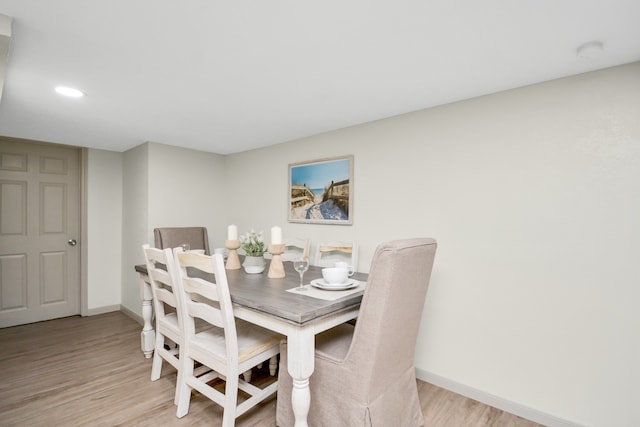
[0,1,638,155]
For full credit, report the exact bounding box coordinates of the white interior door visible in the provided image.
[0,138,81,328]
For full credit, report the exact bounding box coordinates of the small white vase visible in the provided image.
[243,256,266,274]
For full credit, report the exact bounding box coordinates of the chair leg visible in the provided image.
[150,334,164,381]
[176,356,195,418]
[222,374,239,427]
[269,356,278,376]
[174,354,182,405]
[243,369,252,382]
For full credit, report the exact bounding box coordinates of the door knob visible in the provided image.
[68,239,77,246]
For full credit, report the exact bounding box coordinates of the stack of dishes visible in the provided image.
[310,278,359,291]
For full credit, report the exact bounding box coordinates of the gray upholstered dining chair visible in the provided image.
[276,238,437,427]
[154,226,210,255]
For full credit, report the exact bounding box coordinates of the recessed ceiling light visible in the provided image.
[55,86,85,97]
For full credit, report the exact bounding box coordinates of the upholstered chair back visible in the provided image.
[153,227,210,255]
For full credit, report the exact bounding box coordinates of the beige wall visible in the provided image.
[147,142,227,245]
[86,148,122,311]
[224,62,640,427]
[120,143,149,314]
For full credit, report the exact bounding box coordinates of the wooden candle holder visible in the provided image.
[267,243,286,278]
[225,239,241,270]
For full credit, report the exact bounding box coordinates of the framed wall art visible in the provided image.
[288,155,353,225]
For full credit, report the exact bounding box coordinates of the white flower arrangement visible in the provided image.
[240,229,266,256]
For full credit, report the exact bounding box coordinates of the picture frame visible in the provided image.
[288,155,354,225]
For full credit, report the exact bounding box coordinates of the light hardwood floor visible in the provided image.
[0,312,544,427]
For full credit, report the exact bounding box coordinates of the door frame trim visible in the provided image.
[80,147,88,316]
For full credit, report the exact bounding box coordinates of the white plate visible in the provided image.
[310,278,359,291]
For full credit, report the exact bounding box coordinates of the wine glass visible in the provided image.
[293,258,309,291]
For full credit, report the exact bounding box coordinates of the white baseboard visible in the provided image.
[84,304,120,316]
[84,305,143,328]
[119,305,143,325]
[415,368,584,427]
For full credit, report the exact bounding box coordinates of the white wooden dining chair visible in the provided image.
[142,244,185,404]
[280,237,310,262]
[173,249,282,426]
[313,240,359,271]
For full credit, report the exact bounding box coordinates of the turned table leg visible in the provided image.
[288,331,315,427]
[139,273,155,358]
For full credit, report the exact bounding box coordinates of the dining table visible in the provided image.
[134,258,368,427]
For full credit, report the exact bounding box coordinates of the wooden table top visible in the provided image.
[135,260,368,326]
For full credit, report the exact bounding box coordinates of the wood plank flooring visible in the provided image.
[0,312,544,427]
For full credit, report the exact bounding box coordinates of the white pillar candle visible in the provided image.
[227,224,238,240]
[271,226,282,244]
